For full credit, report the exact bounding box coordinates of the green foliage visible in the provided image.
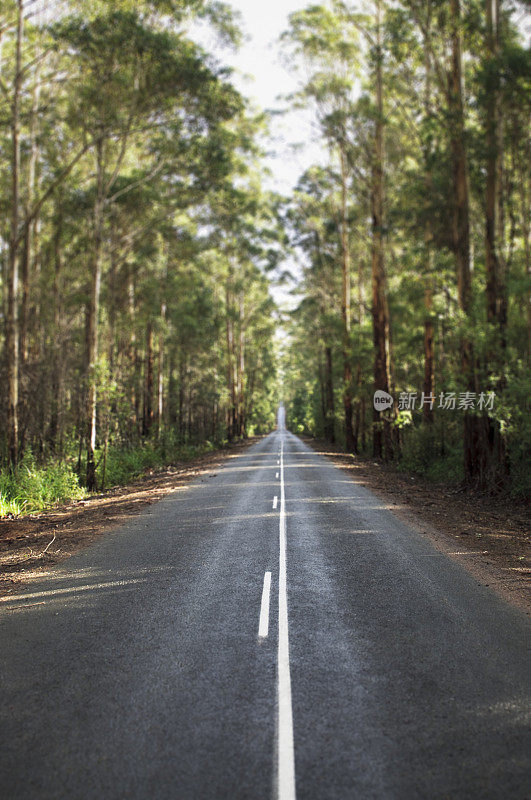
[0,0,279,474]
[0,452,85,515]
[97,438,217,489]
[0,438,227,517]
[281,0,530,498]
[502,369,531,500]
[397,423,464,485]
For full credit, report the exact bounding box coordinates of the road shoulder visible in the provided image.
[304,437,530,615]
[0,438,258,599]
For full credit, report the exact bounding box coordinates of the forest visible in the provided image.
[281,0,530,497]
[0,0,529,515]
[0,0,281,512]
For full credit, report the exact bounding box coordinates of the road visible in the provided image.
[1,416,530,799]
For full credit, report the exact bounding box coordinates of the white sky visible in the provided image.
[193,0,326,311]
[196,0,324,194]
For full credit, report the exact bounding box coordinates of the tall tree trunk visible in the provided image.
[143,322,154,437]
[86,139,105,490]
[485,0,506,335]
[178,350,186,441]
[168,345,177,426]
[371,0,392,459]
[6,0,23,466]
[237,293,245,438]
[423,276,435,423]
[49,210,63,452]
[517,137,531,362]
[324,345,335,442]
[318,351,326,430]
[20,75,41,371]
[423,21,435,424]
[225,273,236,441]
[484,0,509,486]
[339,145,355,452]
[108,229,117,377]
[157,305,166,439]
[449,0,477,482]
[127,272,139,436]
[353,257,364,450]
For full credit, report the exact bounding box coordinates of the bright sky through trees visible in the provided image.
[193,0,326,310]
[194,0,324,193]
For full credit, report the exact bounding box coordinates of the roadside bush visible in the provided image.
[97,438,218,489]
[0,437,226,518]
[0,451,85,515]
[398,421,463,485]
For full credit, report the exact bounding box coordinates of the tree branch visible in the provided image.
[105,160,166,206]
[16,141,91,246]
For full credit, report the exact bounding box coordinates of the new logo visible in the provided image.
[373,390,394,411]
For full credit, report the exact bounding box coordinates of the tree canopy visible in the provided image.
[0,0,529,505]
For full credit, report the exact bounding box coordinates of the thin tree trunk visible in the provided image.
[108,230,117,376]
[324,345,335,443]
[6,0,23,466]
[143,322,154,437]
[127,272,139,436]
[353,361,362,449]
[178,351,186,441]
[423,276,435,423]
[518,139,531,362]
[225,273,236,440]
[318,351,326,431]
[361,394,367,452]
[483,0,508,486]
[485,0,506,335]
[339,145,355,452]
[237,294,245,438]
[158,325,164,439]
[353,257,364,450]
[49,210,63,451]
[86,139,105,490]
[449,0,477,482]
[168,345,177,426]
[20,75,41,370]
[423,22,435,424]
[371,0,392,459]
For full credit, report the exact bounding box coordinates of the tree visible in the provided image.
[51,8,243,487]
[281,2,362,451]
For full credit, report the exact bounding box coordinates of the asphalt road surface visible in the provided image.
[1,413,530,799]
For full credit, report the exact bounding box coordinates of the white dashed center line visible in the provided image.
[258,572,272,638]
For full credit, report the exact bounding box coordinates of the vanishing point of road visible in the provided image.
[1,409,530,799]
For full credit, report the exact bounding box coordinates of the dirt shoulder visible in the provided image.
[0,439,258,599]
[305,437,530,615]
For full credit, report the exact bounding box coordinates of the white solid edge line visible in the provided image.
[258,571,272,638]
[278,436,296,800]
[273,495,278,510]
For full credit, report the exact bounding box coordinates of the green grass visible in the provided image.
[0,493,22,517]
[0,438,225,518]
[97,438,219,489]
[0,452,86,516]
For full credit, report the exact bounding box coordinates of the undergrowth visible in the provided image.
[0,437,223,518]
[95,438,218,489]
[0,451,85,516]
[397,423,464,485]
